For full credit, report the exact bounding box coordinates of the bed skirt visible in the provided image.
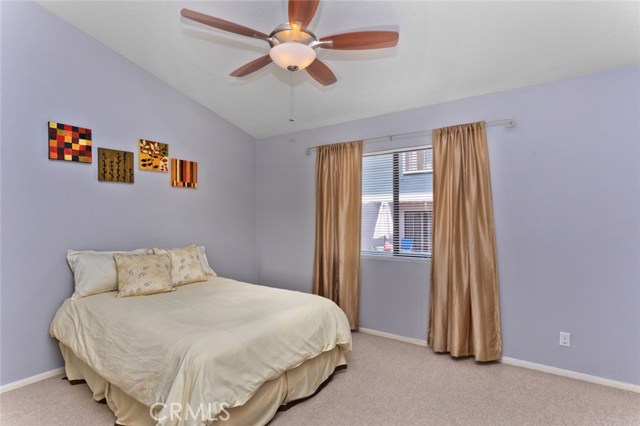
[59,342,346,426]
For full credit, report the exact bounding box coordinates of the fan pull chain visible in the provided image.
[289,71,295,122]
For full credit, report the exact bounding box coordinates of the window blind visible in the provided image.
[361,147,433,258]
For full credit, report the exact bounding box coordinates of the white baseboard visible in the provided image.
[0,367,65,394]
[359,327,427,347]
[357,328,640,393]
[500,357,640,393]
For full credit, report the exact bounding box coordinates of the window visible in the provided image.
[403,149,432,174]
[403,211,433,253]
[361,147,433,258]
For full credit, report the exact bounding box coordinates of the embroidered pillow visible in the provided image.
[153,245,207,286]
[113,253,174,297]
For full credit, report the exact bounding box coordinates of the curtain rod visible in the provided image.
[305,118,516,155]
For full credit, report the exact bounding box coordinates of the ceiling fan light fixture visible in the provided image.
[269,42,316,71]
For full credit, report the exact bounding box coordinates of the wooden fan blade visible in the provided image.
[230,55,273,77]
[288,0,319,31]
[306,59,337,86]
[181,8,269,41]
[320,31,399,50]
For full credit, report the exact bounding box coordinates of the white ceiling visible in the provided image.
[38,1,640,139]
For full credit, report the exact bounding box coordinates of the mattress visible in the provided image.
[50,277,352,426]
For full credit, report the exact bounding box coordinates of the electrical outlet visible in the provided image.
[559,332,571,347]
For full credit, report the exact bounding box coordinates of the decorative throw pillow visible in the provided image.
[153,245,207,286]
[67,249,150,299]
[113,253,174,297]
[197,245,217,276]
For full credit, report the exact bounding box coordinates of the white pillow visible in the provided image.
[153,245,207,286]
[197,245,217,276]
[67,249,150,299]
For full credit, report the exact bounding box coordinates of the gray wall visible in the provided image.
[0,2,257,385]
[256,66,640,385]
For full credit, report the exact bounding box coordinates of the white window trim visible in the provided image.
[402,169,430,175]
[361,253,430,263]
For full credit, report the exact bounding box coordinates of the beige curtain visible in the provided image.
[312,140,363,330]
[428,122,502,362]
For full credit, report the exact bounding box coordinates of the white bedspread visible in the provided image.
[50,277,352,425]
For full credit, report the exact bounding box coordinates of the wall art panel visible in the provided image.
[48,121,92,163]
[139,139,168,172]
[171,158,197,188]
[98,148,134,183]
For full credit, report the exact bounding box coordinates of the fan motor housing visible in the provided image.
[269,24,317,46]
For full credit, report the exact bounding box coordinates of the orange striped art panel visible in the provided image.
[171,158,198,188]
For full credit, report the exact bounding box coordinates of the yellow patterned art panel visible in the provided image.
[139,139,169,172]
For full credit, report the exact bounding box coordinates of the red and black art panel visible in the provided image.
[48,121,92,163]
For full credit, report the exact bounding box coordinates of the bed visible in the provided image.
[50,275,352,426]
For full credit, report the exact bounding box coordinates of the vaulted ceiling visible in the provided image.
[38,1,640,139]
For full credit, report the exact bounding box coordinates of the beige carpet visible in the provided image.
[1,332,638,426]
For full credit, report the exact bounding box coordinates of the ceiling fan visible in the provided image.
[180,0,399,86]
